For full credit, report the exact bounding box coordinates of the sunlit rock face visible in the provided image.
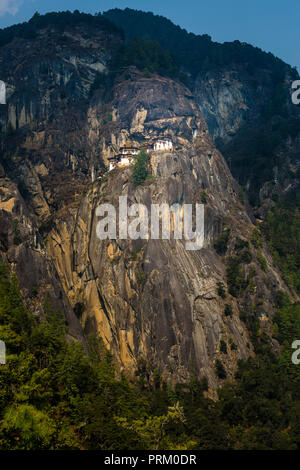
[46,70,288,391]
[0,19,293,392]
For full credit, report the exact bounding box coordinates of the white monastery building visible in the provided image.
[153,139,173,151]
[108,138,173,171]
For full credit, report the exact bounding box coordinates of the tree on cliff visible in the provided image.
[131,149,149,186]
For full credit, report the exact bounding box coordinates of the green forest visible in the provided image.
[262,189,300,294]
[104,8,291,79]
[0,11,123,48]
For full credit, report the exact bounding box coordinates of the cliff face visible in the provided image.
[0,172,84,342]
[194,67,300,202]
[0,22,121,128]
[0,19,293,391]
[0,21,122,222]
[46,71,288,390]
[194,67,269,143]
[0,21,122,344]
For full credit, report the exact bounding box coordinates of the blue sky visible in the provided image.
[0,0,299,70]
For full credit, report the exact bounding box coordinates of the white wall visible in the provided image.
[0,81,6,105]
[119,156,132,165]
[154,140,173,151]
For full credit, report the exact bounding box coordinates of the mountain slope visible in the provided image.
[0,12,295,391]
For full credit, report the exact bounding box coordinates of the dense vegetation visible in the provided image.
[1,8,289,80]
[0,257,300,450]
[131,150,150,186]
[221,117,300,205]
[0,11,123,48]
[262,188,300,294]
[104,8,290,79]
[110,38,179,79]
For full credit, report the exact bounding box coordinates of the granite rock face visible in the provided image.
[0,174,84,343]
[47,71,289,390]
[193,66,274,144]
[194,66,300,202]
[0,21,293,391]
